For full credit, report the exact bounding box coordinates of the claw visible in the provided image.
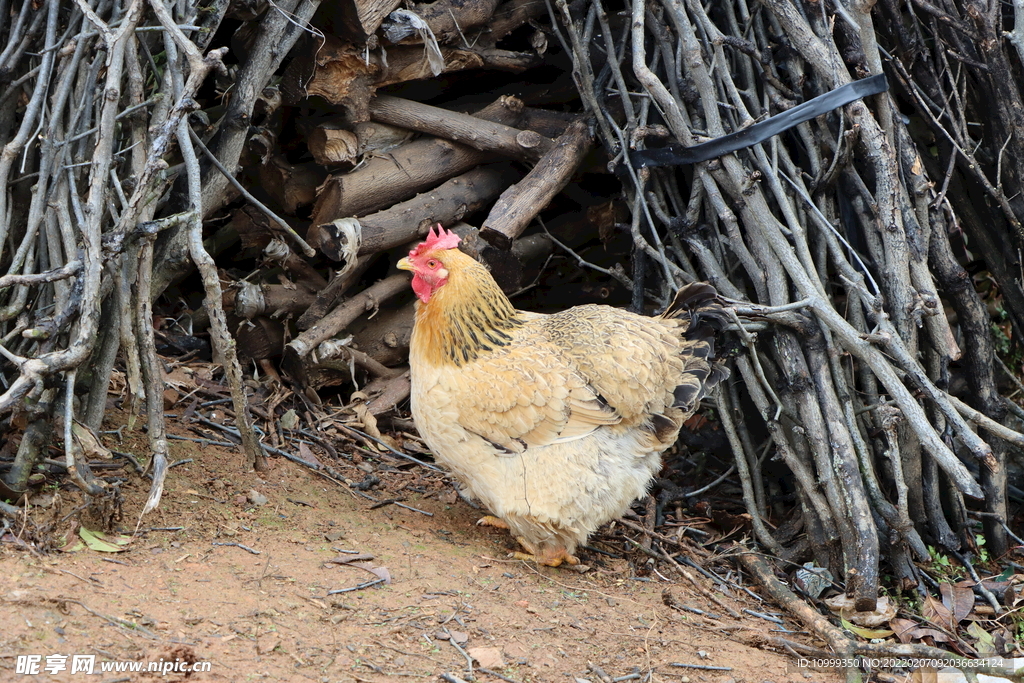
[476,515,510,530]
[512,537,579,567]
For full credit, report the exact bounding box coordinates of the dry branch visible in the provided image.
[365,371,412,415]
[350,303,415,368]
[312,96,528,224]
[312,164,518,265]
[369,95,555,162]
[287,273,411,358]
[484,0,548,45]
[479,120,592,249]
[527,0,1024,601]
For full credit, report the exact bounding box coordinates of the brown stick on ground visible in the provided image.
[479,120,592,249]
[736,552,853,654]
[369,95,555,163]
[312,97,527,225]
[312,163,518,263]
[287,273,411,358]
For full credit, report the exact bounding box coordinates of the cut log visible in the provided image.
[350,302,415,367]
[380,0,502,45]
[307,124,358,166]
[235,283,318,319]
[484,0,548,45]
[479,120,592,249]
[258,155,328,215]
[313,0,403,41]
[350,0,404,37]
[369,95,555,162]
[281,34,539,120]
[311,163,517,264]
[311,96,527,225]
[374,45,540,90]
[307,120,413,166]
[317,138,496,220]
[236,316,287,361]
[365,371,411,415]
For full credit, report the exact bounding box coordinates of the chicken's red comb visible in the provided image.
[411,224,461,256]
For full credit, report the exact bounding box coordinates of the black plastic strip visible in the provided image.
[629,73,888,168]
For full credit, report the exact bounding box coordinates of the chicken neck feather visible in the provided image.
[411,250,525,368]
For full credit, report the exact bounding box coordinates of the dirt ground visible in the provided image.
[0,418,837,683]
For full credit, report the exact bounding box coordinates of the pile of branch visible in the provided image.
[552,0,1024,609]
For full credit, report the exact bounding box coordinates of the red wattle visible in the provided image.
[411,274,432,303]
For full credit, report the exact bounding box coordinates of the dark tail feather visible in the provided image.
[662,282,729,334]
[665,283,731,411]
[672,355,731,411]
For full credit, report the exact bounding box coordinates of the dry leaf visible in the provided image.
[911,667,938,683]
[966,621,996,655]
[890,617,951,644]
[349,561,391,584]
[298,441,321,466]
[840,616,894,639]
[923,594,955,632]
[72,422,112,460]
[940,582,975,623]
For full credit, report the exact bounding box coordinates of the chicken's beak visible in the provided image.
[396,257,413,271]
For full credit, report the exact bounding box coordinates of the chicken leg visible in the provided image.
[477,516,578,566]
[512,537,579,567]
[475,515,510,529]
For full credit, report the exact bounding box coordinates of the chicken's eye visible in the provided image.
[427,259,438,269]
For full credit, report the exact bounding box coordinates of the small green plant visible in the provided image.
[927,546,965,581]
[992,320,1013,357]
[1013,614,1024,646]
[975,534,990,564]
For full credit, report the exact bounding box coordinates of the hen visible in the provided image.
[397,226,727,566]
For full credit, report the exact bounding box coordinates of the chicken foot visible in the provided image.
[512,537,579,567]
[475,515,510,529]
[477,516,579,566]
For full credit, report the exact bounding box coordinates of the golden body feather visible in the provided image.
[400,241,725,566]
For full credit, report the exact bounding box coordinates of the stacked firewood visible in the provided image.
[213,0,609,415]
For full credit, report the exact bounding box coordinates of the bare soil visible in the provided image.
[0,415,836,683]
